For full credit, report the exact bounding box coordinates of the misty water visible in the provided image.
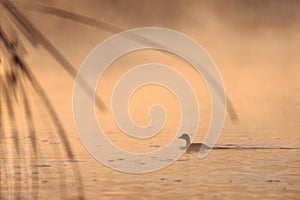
[1,1,300,199]
[1,78,300,199]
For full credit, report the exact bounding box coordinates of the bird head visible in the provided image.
[179,133,189,140]
[178,133,191,150]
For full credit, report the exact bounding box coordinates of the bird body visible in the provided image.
[185,143,211,153]
[179,133,212,152]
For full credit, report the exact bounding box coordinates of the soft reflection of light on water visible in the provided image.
[1,121,300,199]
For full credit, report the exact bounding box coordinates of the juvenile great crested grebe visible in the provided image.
[178,133,299,152]
[179,133,211,153]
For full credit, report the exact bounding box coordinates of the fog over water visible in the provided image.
[0,1,300,199]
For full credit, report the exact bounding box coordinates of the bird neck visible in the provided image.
[184,136,191,149]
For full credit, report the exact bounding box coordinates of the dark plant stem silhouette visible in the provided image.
[1,1,87,198]
[19,1,238,121]
[0,1,239,199]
